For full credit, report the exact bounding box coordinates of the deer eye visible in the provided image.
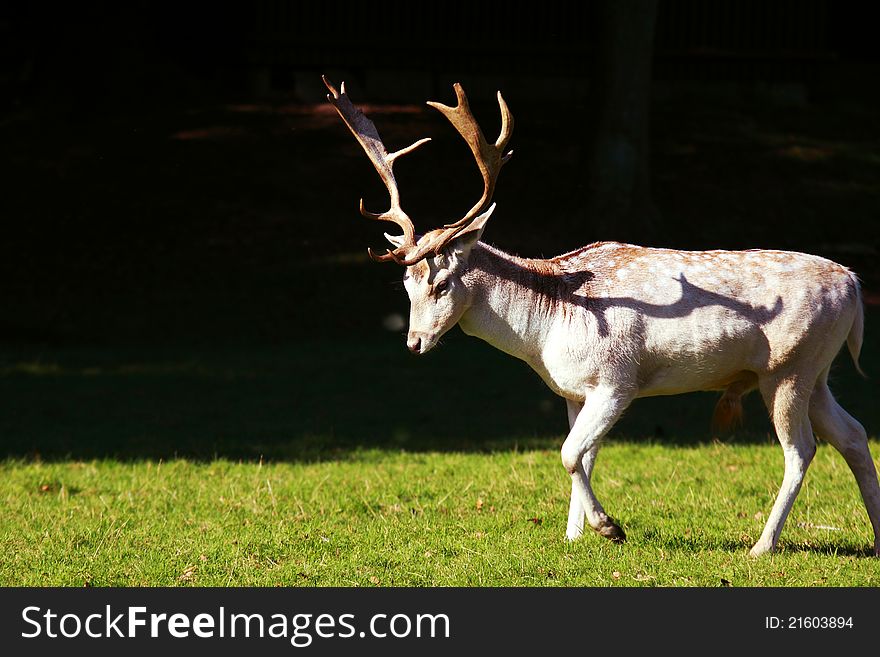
[434,279,450,295]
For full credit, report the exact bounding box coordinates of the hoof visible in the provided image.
[748,541,774,558]
[596,518,626,543]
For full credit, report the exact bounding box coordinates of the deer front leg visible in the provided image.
[564,400,607,541]
[566,446,610,540]
[562,386,633,543]
[565,400,586,539]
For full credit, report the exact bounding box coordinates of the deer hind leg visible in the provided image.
[809,375,880,556]
[750,376,817,557]
[562,389,632,543]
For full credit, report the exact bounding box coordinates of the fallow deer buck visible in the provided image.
[323,76,880,557]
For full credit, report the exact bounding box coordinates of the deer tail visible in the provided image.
[846,272,866,378]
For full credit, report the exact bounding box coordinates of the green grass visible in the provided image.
[2,441,879,587]
[1,327,879,587]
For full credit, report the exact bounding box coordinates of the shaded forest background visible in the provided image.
[2,0,878,346]
[0,1,878,459]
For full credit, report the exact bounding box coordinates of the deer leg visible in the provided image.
[566,449,603,540]
[565,400,587,540]
[751,377,816,557]
[565,400,606,540]
[810,377,880,556]
[562,387,632,543]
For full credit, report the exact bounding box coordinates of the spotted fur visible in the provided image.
[397,215,879,557]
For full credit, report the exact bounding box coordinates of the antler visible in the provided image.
[323,75,430,263]
[394,84,514,265]
[325,76,514,266]
[428,84,514,229]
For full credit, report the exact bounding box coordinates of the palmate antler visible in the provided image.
[323,76,513,266]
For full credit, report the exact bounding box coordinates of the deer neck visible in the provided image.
[458,243,561,364]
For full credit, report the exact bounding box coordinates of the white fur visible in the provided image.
[397,224,880,557]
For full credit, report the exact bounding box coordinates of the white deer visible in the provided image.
[323,76,880,557]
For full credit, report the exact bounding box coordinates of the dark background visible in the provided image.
[1,1,878,459]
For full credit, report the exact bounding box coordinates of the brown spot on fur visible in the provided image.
[408,260,430,282]
[550,241,644,271]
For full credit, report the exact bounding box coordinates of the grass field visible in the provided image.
[2,331,879,587]
[3,442,879,587]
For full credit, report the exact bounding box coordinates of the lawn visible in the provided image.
[1,333,878,587]
[3,441,879,587]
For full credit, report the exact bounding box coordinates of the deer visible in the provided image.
[322,76,880,557]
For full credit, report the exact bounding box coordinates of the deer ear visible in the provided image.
[443,203,495,261]
[384,232,407,248]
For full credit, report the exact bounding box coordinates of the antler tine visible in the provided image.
[427,83,514,230]
[323,75,430,257]
[376,83,514,267]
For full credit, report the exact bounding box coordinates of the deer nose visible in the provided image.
[407,335,423,354]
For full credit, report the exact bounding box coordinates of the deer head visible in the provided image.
[323,77,514,354]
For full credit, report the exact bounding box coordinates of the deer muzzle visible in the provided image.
[407,331,433,355]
